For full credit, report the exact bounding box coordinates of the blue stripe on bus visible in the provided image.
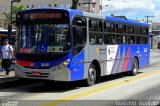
[110,45,150,73]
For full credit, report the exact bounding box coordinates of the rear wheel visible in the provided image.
[85,63,97,86]
[129,58,138,76]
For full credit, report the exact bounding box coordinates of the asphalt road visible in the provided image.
[0,49,160,106]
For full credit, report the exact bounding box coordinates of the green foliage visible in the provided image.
[110,13,115,17]
[3,4,26,22]
[71,0,79,10]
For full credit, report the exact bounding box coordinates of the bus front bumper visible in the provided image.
[13,64,71,81]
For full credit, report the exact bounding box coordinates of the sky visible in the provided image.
[102,0,160,22]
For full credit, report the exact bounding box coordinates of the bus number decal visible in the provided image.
[47,46,63,52]
[41,63,50,67]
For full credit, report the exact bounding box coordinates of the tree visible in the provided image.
[71,0,79,10]
[110,13,115,17]
[3,4,26,22]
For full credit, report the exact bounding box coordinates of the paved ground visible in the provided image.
[0,71,15,78]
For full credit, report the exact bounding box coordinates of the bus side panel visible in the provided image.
[71,50,85,81]
[126,45,135,72]
[126,45,150,71]
[143,45,150,67]
[106,45,119,75]
[137,45,150,68]
[88,45,106,76]
[84,45,90,79]
[110,45,132,74]
[118,45,131,73]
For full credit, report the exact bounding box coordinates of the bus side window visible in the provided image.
[116,35,127,44]
[104,34,115,44]
[136,36,142,44]
[128,36,135,44]
[72,16,87,56]
[72,25,86,56]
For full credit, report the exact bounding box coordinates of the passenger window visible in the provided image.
[104,34,115,44]
[136,36,142,44]
[128,36,135,44]
[127,26,134,34]
[116,35,127,44]
[89,20,103,31]
[116,23,124,33]
[104,21,115,33]
[89,20,97,31]
[135,26,141,34]
[89,33,103,44]
[141,27,148,35]
[143,35,148,44]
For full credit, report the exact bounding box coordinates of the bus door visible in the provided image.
[71,21,87,81]
[71,16,87,80]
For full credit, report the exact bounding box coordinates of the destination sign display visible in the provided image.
[16,10,69,24]
[28,12,62,20]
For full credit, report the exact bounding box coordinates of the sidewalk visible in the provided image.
[0,67,15,83]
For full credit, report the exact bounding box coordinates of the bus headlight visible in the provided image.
[63,59,70,67]
[52,59,70,71]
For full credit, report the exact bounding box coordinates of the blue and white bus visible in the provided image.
[14,8,150,86]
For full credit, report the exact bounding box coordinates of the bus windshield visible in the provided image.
[17,24,70,54]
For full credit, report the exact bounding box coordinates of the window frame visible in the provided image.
[89,18,104,45]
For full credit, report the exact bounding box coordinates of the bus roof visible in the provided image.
[106,16,149,27]
[17,8,149,27]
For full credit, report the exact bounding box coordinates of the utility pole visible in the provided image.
[9,0,21,40]
[144,15,154,23]
[96,5,108,14]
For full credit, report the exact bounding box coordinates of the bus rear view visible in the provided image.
[14,9,71,81]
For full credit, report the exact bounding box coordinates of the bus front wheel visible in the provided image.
[85,63,97,86]
[129,58,138,76]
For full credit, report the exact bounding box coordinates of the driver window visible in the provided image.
[72,16,86,56]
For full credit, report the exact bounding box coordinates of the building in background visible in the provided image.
[150,22,160,49]
[0,0,102,29]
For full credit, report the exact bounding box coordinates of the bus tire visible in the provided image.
[130,58,138,76]
[85,63,97,86]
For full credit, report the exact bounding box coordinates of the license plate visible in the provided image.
[32,72,41,76]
